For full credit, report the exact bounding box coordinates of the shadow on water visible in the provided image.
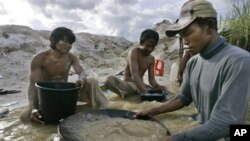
[0,82,250,141]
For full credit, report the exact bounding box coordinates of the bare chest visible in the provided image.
[42,57,72,80]
[137,57,152,74]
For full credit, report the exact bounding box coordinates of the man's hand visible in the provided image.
[30,109,44,124]
[76,78,86,88]
[134,109,155,118]
[157,85,168,92]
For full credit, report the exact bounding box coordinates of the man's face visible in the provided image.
[141,38,157,56]
[55,39,72,54]
[179,23,211,55]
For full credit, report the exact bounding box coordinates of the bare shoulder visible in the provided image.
[149,55,155,61]
[130,47,140,53]
[68,52,82,66]
[68,52,78,61]
[147,55,155,65]
[68,52,77,58]
[31,50,49,63]
[128,47,140,57]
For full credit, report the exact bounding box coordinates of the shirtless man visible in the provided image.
[104,29,167,98]
[28,27,109,124]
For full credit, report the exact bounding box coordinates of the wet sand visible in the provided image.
[1,74,250,141]
[0,76,198,141]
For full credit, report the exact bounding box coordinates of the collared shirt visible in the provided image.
[173,37,250,141]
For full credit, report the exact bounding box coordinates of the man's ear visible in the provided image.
[50,37,55,48]
[139,41,143,46]
[206,26,213,35]
[205,21,214,35]
[207,19,217,32]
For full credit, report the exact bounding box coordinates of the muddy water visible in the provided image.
[80,117,166,141]
[1,83,250,141]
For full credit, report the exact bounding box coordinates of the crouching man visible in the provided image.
[27,27,109,124]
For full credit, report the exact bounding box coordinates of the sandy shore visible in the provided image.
[0,78,29,111]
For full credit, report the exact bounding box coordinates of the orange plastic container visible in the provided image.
[154,60,164,76]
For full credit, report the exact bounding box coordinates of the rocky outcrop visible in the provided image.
[73,32,133,70]
[0,25,48,55]
[153,20,172,38]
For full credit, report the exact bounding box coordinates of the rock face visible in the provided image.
[154,20,181,77]
[73,32,133,71]
[0,25,48,54]
[153,20,172,38]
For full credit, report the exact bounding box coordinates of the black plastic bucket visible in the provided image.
[35,81,80,124]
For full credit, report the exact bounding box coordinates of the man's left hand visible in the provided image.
[76,78,86,88]
[157,85,168,92]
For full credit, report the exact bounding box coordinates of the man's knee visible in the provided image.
[85,77,98,85]
[105,75,117,86]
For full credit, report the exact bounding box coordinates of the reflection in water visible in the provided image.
[0,83,249,141]
[0,108,57,141]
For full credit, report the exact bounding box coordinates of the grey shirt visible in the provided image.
[173,37,250,141]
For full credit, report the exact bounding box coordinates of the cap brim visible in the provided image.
[165,17,196,37]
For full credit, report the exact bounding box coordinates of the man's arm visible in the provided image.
[28,56,42,110]
[71,54,87,87]
[136,96,185,117]
[128,49,147,93]
[148,57,158,87]
[28,55,45,124]
[148,57,165,90]
[148,57,168,92]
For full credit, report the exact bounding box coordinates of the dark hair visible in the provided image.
[49,27,76,49]
[139,29,159,45]
[193,17,218,31]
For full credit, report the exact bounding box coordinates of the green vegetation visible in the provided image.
[220,0,250,52]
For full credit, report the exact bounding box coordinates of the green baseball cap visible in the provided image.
[165,0,217,37]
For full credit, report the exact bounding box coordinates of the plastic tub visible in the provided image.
[35,81,80,124]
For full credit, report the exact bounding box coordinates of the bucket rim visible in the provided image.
[35,81,80,91]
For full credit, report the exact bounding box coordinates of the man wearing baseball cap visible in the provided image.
[136,0,250,140]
